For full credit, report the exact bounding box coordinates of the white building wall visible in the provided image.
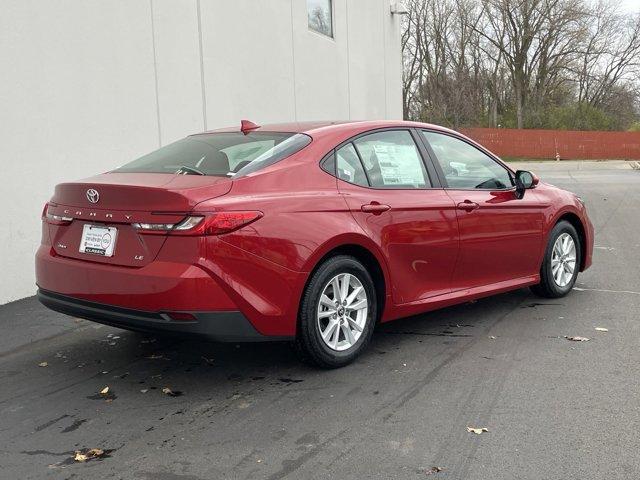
[152,0,205,144]
[0,0,403,304]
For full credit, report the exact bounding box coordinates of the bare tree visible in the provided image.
[402,0,427,119]
[474,0,585,128]
[574,2,640,108]
[401,0,640,130]
[402,0,490,127]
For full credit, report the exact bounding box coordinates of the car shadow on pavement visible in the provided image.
[11,288,535,395]
[6,289,544,387]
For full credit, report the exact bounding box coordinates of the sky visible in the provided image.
[619,0,639,13]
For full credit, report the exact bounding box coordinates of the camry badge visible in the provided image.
[86,189,100,204]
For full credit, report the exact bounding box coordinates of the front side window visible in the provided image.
[113,132,311,177]
[421,131,513,190]
[307,0,333,37]
[352,130,431,189]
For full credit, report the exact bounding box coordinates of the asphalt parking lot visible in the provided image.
[1,160,639,480]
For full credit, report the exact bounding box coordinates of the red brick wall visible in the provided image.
[459,127,640,160]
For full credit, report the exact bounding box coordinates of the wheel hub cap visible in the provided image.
[317,273,368,352]
[551,233,577,288]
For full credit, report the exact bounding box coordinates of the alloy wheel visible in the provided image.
[551,233,577,287]
[317,273,368,351]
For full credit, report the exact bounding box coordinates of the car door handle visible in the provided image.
[456,200,479,212]
[361,202,391,215]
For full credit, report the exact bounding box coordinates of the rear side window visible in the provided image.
[113,132,311,177]
[352,130,431,189]
[336,143,368,186]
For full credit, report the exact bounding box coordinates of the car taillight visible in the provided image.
[173,216,206,231]
[133,211,262,236]
[199,211,263,235]
[43,203,73,225]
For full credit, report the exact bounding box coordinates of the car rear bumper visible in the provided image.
[35,233,305,337]
[35,244,241,312]
[37,289,291,342]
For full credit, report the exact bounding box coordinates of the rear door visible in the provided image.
[333,129,459,304]
[418,130,544,291]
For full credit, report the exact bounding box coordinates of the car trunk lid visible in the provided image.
[46,173,232,267]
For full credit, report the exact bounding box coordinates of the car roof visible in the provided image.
[193,120,459,137]
[188,119,512,172]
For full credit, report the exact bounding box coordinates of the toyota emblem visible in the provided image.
[86,189,100,204]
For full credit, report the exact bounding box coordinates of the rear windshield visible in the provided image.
[112,132,312,177]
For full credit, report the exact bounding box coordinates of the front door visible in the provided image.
[419,130,544,291]
[335,129,459,304]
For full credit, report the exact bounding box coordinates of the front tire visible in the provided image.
[531,221,581,298]
[295,255,377,368]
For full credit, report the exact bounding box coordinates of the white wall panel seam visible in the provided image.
[345,0,351,119]
[196,0,208,131]
[382,0,388,119]
[150,0,162,146]
[290,0,298,121]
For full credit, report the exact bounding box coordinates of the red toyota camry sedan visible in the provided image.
[36,120,593,367]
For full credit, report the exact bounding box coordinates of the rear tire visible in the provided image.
[531,220,581,298]
[295,255,377,368]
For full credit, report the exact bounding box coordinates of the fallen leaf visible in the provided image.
[467,426,489,434]
[74,448,105,462]
[162,387,183,397]
[595,327,608,332]
[564,335,590,342]
[425,466,444,475]
[38,362,48,367]
[279,378,304,384]
[100,386,110,395]
[147,354,167,360]
[140,389,148,394]
[489,336,496,339]
[201,356,215,365]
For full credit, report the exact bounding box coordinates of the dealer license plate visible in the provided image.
[79,224,118,257]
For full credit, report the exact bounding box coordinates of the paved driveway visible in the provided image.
[1,161,638,479]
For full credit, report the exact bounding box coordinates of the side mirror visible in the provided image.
[514,170,538,199]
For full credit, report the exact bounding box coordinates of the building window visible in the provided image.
[307,0,333,38]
